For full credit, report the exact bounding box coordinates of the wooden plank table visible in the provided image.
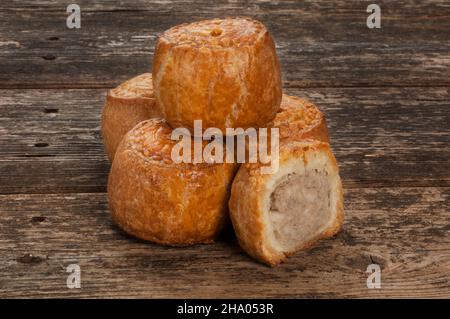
[0,0,449,298]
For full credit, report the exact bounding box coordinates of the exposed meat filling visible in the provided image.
[269,169,331,251]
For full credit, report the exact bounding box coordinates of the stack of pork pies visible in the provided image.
[101,17,344,267]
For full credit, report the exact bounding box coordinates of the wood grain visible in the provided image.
[1,0,449,299]
[0,187,449,298]
[0,87,448,194]
[1,1,449,88]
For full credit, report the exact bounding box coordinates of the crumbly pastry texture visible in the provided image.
[101,73,161,161]
[108,119,238,245]
[270,94,330,143]
[229,140,344,266]
[109,73,155,99]
[153,17,282,133]
[103,19,344,265]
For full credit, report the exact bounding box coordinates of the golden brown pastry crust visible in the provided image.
[153,17,282,133]
[101,73,161,161]
[108,119,238,245]
[229,140,344,266]
[270,94,330,143]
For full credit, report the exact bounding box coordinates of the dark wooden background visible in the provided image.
[0,0,449,298]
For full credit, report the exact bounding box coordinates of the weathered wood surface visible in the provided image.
[0,87,448,194]
[1,0,449,88]
[0,188,449,298]
[0,0,449,298]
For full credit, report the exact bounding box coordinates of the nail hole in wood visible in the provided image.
[34,142,49,147]
[42,54,56,60]
[44,108,59,113]
[48,36,59,41]
[16,253,44,264]
[31,216,46,223]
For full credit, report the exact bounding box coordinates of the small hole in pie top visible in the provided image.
[210,28,222,37]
